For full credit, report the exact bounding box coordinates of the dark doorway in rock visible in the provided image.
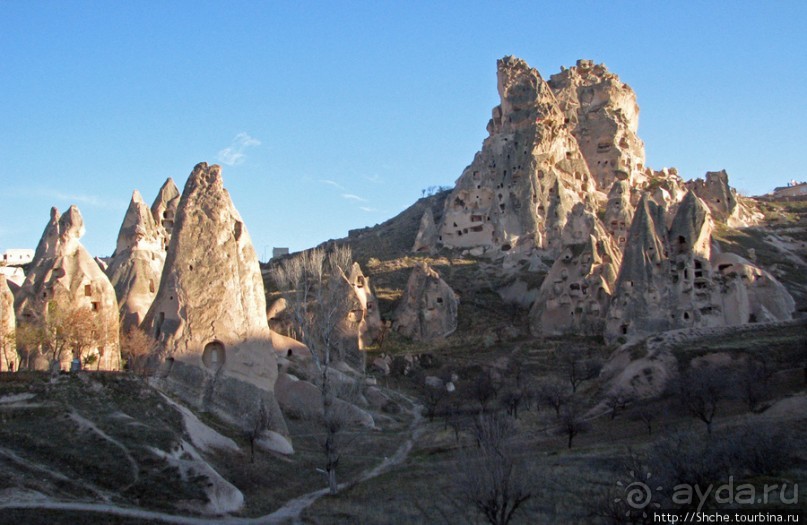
[202,341,226,370]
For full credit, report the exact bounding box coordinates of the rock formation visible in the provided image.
[603,181,634,249]
[142,162,290,452]
[605,191,794,342]
[393,263,458,341]
[0,275,17,372]
[151,178,181,251]
[412,208,438,253]
[688,170,761,227]
[14,206,121,371]
[106,190,165,331]
[549,59,647,191]
[437,56,595,255]
[345,262,383,349]
[530,204,621,336]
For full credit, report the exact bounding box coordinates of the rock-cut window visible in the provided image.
[202,341,226,370]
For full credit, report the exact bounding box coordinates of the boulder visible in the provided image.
[393,263,458,341]
[275,373,374,428]
[142,162,288,442]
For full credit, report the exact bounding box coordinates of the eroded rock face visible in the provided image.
[605,191,794,342]
[530,204,621,336]
[438,56,594,255]
[345,262,383,349]
[603,181,634,250]
[143,162,289,446]
[0,275,17,371]
[688,170,761,227]
[393,263,458,341]
[106,190,165,331]
[15,206,121,371]
[549,59,646,192]
[151,178,181,251]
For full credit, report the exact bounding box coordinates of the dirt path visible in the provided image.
[0,399,425,525]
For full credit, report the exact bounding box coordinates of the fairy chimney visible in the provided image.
[106,190,165,330]
[393,263,458,341]
[15,206,121,371]
[142,163,290,451]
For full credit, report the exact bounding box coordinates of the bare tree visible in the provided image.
[737,355,773,410]
[0,324,16,372]
[558,400,589,449]
[604,388,635,420]
[422,383,446,422]
[473,369,497,413]
[628,402,659,437]
[272,245,354,494]
[536,377,571,417]
[676,365,731,435]
[458,413,532,525]
[560,348,602,393]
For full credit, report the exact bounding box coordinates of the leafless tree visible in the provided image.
[737,355,773,410]
[0,324,16,372]
[271,244,354,494]
[558,400,589,449]
[560,348,602,393]
[675,364,731,435]
[473,369,497,413]
[604,388,635,420]
[628,402,659,436]
[424,386,447,423]
[536,377,571,417]
[458,413,532,525]
[500,388,524,419]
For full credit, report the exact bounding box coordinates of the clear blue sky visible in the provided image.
[2,1,805,258]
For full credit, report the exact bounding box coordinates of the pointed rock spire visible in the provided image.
[15,205,121,371]
[151,178,180,251]
[393,263,458,341]
[143,162,289,450]
[106,190,165,330]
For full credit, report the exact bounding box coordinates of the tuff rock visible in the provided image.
[151,178,181,251]
[548,59,647,191]
[15,206,121,371]
[106,190,165,330]
[412,208,438,253]
[437,56,595,255]
[530,203,622,336]
[393,263,458,341]
[142,162,290,450]
[0,275,17,371]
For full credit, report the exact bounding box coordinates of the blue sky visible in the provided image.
[2,1,805,258]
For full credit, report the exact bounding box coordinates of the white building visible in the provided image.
[2,249,34,266]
